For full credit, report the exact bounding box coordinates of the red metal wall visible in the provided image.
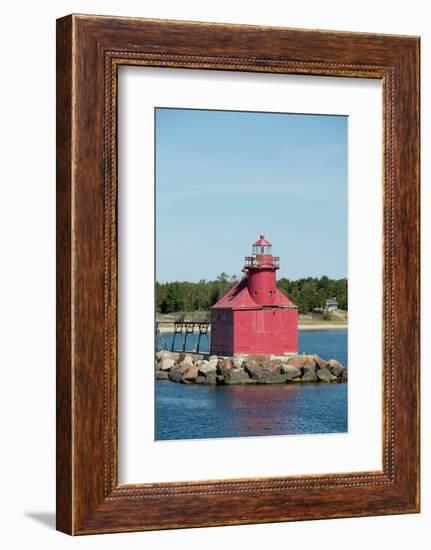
[210,308,234,355]
[247,268,278,306]
[233,308,298,355]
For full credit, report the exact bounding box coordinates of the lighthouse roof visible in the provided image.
[253,234,272,246]
[212,277,297,310]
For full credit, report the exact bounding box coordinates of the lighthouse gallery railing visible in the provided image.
[243,256,280,268]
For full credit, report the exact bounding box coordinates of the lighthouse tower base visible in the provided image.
[210,306,298,357]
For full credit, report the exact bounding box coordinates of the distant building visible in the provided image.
[325,297,338,311]
[210,234,298,356]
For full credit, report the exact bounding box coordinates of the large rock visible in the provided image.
[281,364,302,380]
[316,367,338,383]
[178,362,192,374]
[232,357,245,369]
[155,370,169,380]
[244,362,264,382]
[266,359,283,374]
[176,352,201,364]
[249,354,270,364]
[158,358,175,371]
[328,359,344,377]
[301,359,318,374]
[168,369,184,383]
[341,368,348,382]
[195,373,217,385]
[184,365,199,381]
[244,361,287,384]
[268,374,290,384]
[301,369,318,383]
[217,358,234,376]
[207,357,219,370]
[243,358,257,369]
[223,368,253,385]
[169,362,181,371]
[284,355,304,369]
[313,354,328,369]
[156,350,176,362]
[270,354,287,361]
[156,350,166,362]
[286,355,317,373]
[197,360,217,375]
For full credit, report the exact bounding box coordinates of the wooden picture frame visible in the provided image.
[56,14,420,535]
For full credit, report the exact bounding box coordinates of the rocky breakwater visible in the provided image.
[155,351,347,385]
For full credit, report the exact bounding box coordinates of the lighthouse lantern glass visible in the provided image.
[253,244,272,256]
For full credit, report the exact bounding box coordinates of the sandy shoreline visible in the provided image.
[157,324,347,333]
[298,324,347,331]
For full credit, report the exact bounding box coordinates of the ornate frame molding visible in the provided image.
[57,15,419,534]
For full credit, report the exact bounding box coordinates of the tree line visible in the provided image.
[156,274,347,315]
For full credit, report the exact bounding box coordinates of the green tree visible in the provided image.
[216,272,230,300]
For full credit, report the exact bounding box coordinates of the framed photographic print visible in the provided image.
[56,14,420,534]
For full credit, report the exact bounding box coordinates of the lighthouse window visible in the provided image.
[252,244,272,256]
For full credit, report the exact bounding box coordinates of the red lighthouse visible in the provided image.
[210,235,298,356]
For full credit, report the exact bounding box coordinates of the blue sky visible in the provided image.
[155,108,347,282]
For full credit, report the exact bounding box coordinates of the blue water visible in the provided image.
[156,329,348,441]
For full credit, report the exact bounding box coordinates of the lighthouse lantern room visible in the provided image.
[210,235,298,356]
